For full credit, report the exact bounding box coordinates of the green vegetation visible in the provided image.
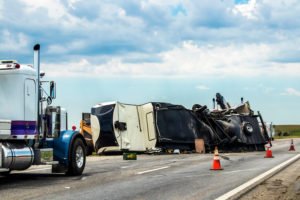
[273,125,300,139]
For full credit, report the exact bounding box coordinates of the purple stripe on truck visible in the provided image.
[11,120,37,135]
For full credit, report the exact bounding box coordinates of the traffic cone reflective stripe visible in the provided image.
[210,146,223,170]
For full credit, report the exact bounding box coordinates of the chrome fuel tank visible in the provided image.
[0,142,34,170]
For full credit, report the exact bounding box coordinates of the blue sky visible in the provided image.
[1,0,300,127]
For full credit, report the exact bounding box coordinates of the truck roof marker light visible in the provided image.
[72,125,76,131]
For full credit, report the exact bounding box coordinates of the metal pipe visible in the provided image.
[33,44,41,143]
[257,111,271,145]
[33,44,41,148]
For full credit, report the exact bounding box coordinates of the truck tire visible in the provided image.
[86,145,94,156]
[67,138,86,176]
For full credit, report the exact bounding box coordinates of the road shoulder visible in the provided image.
[240,158,300,200]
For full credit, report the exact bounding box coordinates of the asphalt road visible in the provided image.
[0,139,299,200]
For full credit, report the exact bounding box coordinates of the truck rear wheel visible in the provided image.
[67,138,86,176]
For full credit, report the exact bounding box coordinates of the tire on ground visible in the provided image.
[66,138,86,176]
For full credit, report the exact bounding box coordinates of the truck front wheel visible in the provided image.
[67,138,86,176]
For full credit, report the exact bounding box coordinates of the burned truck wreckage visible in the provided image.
[90,94,270,154]
[192,93,269,152]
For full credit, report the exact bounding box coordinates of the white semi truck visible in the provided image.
[0,44,86,175]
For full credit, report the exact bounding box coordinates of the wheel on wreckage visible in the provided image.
[243,122,254,135]
[66,138,86,176]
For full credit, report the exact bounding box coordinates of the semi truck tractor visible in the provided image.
[0,44,86,175]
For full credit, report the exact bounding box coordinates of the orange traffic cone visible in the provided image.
[289,139,295,151]
[264,141,274,158]
[265,147,274,158]
[210,146,223,170]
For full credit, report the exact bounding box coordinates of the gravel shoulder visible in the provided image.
[240,157,300,200]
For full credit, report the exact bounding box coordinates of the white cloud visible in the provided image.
[0,0,3,20]
[47,45,68,54]
[196,85,210,90]
[20,0,67,19]
[280,88,300,97]
[0,30,28,53]
[68,0,80,10]
[234,0,258,19]
[40,40,300,78]
[18,0,81,28]
[1,0,300,78]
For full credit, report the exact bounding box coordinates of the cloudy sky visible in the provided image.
[1,0,300,127]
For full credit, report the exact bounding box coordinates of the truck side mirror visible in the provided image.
[50,81,56,99]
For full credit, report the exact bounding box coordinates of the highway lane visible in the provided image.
[0,139,299,200]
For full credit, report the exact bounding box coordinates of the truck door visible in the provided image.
[24,79,36,121]
[146,112,156,141]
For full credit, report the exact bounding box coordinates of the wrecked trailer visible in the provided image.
[90,96,269,154]
[90,102,210,154]
[192,93,270,152]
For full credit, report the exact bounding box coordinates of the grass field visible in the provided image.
[273,124,300,138]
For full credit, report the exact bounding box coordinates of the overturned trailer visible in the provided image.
[90,102,211,154]
[91,95,269,154]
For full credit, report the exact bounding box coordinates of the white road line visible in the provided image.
[184,168,266,178]
[222,168,266,174]
[136,166,170,175]
[13,167,51,174]
[216,153,300,200]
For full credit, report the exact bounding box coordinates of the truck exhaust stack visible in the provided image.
[33,44,41,139]
[33,44,40,71]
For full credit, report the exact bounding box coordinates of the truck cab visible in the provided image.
[0,45,86,176]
